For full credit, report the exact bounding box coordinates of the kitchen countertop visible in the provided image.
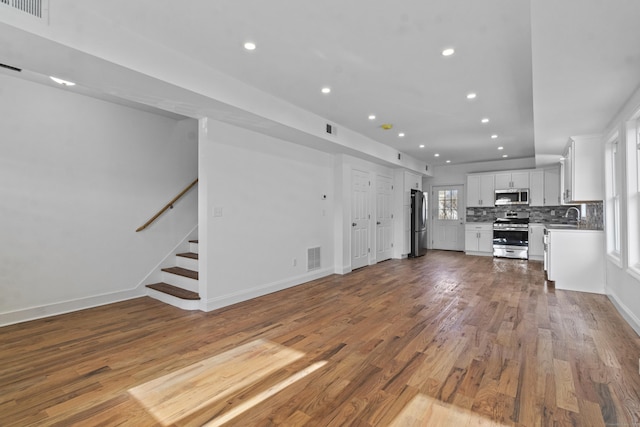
[543,222,602,231]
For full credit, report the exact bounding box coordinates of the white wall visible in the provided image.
[0,74,198,325]
[199,119,335,311]
[601,84,640,335]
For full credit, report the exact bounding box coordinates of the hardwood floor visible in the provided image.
[2,251,640,426]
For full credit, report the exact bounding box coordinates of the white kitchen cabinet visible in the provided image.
[466,174,495,207]
[530,167,561,207]
[528,224,544,260]
[561,135,603,203]
[529,170,544,206]
[544,167,561,206]
[464,223,493,256]
[546,229,605,293]
[494,171,529,190]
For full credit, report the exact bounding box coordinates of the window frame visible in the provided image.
[605,131,623,266]
[437,189,459,221]
[626,115,640,280]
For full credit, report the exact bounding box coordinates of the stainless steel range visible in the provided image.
[493,211,529,259]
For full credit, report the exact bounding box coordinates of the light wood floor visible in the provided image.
[2,251,640,426]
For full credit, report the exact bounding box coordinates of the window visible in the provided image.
[612,141,621,254]
[438,189,458,220]
[605,134,622,263]
[627,117,640,278]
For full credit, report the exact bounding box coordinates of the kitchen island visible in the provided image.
[544,224,605,294]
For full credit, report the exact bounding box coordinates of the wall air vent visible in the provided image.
[1,0,48,20]
[0,63,22,72]
[307,247,321,271]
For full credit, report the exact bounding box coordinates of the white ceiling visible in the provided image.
[4,0,640,167]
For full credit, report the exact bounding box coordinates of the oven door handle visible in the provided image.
[494,227,528,231]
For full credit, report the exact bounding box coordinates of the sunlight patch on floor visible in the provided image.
[129,339,305,426]
[203,360,327,426]
[389,393,510,427]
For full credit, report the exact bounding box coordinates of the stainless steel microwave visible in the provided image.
[495,189,529,206]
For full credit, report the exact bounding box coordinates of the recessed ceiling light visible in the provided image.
[497,146,504,150]
[442,48,455,57]
[243,42,256,51]
[398,132,405,137]
[491,134,498,139]
[434,153,440,157]
[502,154,508,158]
[466,92,477,100]
[446,160,451,163]
[481,118,490,124]
[368,115,376,120]
[419,144,425,148]
[321,87,331,94]
[50,76,75,86]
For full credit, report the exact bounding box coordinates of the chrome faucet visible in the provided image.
[564,206,581,222]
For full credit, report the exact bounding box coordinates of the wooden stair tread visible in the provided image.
[189,240,199,243]
[161,266,198,280]
[176,252,198,260]
[146,283,200,300]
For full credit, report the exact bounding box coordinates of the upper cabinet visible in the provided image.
[468,167,563,208]
[529,170,544,206]
[466,174,495,207]
[544,167,561,206]
[494,171,529,189]
[561,135,603,203]
[530,167,561,207]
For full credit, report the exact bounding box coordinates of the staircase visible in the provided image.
[146,240,200,310]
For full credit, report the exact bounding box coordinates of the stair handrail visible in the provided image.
[136,178,198,232]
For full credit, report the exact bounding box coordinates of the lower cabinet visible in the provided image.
[464,223,493,256]
[528,224,544,261]
[547,230,604,293]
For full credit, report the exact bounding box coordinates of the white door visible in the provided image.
[351,169,370,270]
[432,185,465,251]
[375,175,393,262]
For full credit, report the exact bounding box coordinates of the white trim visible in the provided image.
[0,224,198,327]
[607,290,640,337]
[607,252,623,269]
[628,264,640,283]
[335,264,352,275]
[0,287,145,327]
[204,267,334,312]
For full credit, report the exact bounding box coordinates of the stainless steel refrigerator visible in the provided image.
[410,189,428,258]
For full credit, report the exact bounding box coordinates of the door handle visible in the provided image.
[377,221,381,225]
[352,222,357,227]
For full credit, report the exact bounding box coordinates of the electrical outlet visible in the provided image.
[292,258,297,267]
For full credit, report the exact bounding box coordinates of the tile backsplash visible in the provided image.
[465,202,603,229]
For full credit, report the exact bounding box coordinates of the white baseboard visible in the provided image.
[607,290,640,337]
[0,288,145,327]
[0,225,199,327]
[204,267,334,312]
[335,265,352,275]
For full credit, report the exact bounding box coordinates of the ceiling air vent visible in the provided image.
[1,0,48,20]
[326,123,337,136]
[0,63,21,72]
